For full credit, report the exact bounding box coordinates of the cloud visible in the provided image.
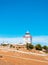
[0,36,48,45]
[0,37,24,44]
[32,36,48,45]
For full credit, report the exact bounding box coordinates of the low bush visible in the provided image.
[26,43,34,50]
[35,44,42,51]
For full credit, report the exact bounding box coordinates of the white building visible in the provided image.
[23,31,32,44]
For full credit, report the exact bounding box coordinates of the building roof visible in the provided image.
[25,31,30,34]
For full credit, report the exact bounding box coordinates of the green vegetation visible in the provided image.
[10,44,13,48]
[1,43,48,53]
[35,44,42,50]
[25,43,48,53]
[13,46,15,48]
[1,44,8,46]
[10,44,15,48]
[43,45,48,50]
[26,43,34,50]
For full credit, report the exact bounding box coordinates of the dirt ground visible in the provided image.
[0,48,48,65]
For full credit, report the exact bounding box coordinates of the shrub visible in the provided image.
[1,44,8,46]
[29,44,34,49]
[43,45,48,50]
[26,43,34,50]
[35,44,42,50]
[13,46,15,48]
[10,44,13,48]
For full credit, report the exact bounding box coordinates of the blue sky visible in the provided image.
[0,0,48,37]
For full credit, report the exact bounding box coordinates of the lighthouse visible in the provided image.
[23,31,32,44]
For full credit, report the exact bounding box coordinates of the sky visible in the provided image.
[0,0,48,37]
[0,0,48,45]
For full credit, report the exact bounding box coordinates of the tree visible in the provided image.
[1,44,8,46]
[26,43,34,50]
[35,44,42,50]
[43,45,48,50]
[10,44,13,48]
[29,44,34,49]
